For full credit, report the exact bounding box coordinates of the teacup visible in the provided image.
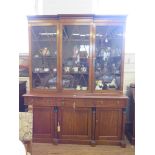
[76,85,81,90]
[44,68,50,72]
[35,68,40,72]
[53,68,57,72]
[81,87,87,90]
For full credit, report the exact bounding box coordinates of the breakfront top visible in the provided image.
[27,14,126,95]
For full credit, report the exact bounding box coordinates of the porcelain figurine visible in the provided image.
[81,66,87,73]
[95,80,103,90]
[64,66,71,73]
[40,47,50,56]
[76,85,81,90]
[107,78,117,88]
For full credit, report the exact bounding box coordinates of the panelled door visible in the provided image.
[33,106,54,142]
[58,104,92,143]
[95,108,122,142]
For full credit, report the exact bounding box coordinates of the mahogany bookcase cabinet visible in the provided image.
[24,14,128,147]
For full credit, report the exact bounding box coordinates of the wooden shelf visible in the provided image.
[33,55,56,58]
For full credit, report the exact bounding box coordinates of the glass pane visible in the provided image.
[95,26,123,90]
[31,26,57,89]
[62,25,90,90]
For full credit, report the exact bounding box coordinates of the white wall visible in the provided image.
[124,53,135,93]
[39,0,132,15]
[42,0,93,14]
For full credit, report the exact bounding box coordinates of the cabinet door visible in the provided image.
[58,106,92,143]
[30,25,58,90]
[33,106,54,142]
[61,24,91,91]
[94,25,125,92]
[95,108,122,141]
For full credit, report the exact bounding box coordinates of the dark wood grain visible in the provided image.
[95,108,122,140]
[33,106,54,143]
[58,105,92,144]
[24,15,128,146]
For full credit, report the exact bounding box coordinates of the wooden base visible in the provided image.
[96,140,126,147]
[58,139,91,145]
[33,137,52,143]
[33,138,126,147]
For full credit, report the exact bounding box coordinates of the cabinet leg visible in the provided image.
[121,140,126,148]
[52,138,58,145]
[90,140,96,147]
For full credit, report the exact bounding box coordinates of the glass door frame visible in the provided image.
[92,21,126,94]
[29,20,60,93]
[59,19,94,93]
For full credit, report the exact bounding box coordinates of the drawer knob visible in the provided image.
[117,101,120,104]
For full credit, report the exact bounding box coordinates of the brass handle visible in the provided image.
[62,101,64,106]
[57,122,60,132]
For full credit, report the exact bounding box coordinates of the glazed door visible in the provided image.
[58,106,92,143]
[61,24,92,91]
[30,24,58,90]
[93,24,125,92]
[95,108,122,142]
[33,106,54,142]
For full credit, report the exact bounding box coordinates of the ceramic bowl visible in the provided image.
[44,68,50,72]
[81,87,87,90]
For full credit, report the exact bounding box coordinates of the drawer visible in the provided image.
[94,99,126,108]
[60,99,77,107]
[57,99,93,107]
[32,97,56,106]
[76,99,93,107]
